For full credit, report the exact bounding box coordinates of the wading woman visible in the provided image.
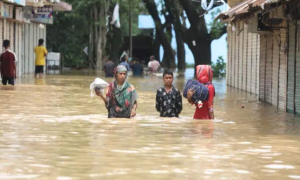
[96,65,138,118]
[187,65,215,119]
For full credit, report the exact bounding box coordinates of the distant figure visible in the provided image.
[131,60,143,76]
[34,39,48,79]
[156,69,182,117]
[119,56,131,72]
[103,58,115,78]
[125,55,129,63]
[141,60,146,68]
[148,55,160,73]
[187,65,215,119]
[0,40,16,86]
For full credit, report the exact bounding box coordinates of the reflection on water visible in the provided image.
[0,68,300,179]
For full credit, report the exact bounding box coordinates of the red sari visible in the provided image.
[193,65,215,120]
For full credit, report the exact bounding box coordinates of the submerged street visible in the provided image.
[0,70,300,180]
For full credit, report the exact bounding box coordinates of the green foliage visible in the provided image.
[211,56,226,77]
[46,0,144,68]
[47,0,227,68]
[47,10,89,68]
[208,8,226,40]
[120,0,145,36]
[185,63,194,68]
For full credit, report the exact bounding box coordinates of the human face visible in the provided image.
[116,72,127,84]
[163,74,173,86]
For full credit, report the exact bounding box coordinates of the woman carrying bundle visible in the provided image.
[187,65,215,119]
[96,65,138,118]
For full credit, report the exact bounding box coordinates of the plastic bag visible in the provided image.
[90,78,109,98]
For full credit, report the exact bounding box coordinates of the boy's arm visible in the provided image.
[176,91,183,114]
[156,90,161,112]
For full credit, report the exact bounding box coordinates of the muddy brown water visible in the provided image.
[0,69,300,180]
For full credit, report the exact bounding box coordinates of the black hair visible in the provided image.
[38,39,44,45]
[163,69,173,77]
[3,40,10,48]
[121,56,126,62]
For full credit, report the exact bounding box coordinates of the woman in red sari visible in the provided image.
[187,65,215,119]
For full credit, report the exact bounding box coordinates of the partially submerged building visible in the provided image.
[217,0,300,114]
[0,0,71,77]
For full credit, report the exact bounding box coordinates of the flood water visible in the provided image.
[1,69,300,180]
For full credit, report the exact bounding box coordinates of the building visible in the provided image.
[217,0,300,114]
[0,0,71,77]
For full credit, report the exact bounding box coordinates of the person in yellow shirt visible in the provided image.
[34,39,47,79]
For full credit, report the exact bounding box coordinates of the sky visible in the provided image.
[137,4,228,64]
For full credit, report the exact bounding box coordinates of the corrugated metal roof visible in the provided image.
[53,1,72,11]
[216,0,279,21]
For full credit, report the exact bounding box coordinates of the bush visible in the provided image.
[186,63,195,68]
[212,56,226,77]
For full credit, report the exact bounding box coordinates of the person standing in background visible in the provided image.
[119,56,131,72]
[34,39,48,79]
[103,58,115,78]
[148,55,160,73]
[131,60,143,76]
[0,40,16,86]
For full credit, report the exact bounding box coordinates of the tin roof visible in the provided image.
[53,1,72,11]
[216,0,279,21]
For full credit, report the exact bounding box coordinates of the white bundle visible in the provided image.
[90,78,109,98]
[111,3,121,28]
[201,0,214,11]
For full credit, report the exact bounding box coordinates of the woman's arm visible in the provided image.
[207,85,215,119]
[96,91,107,104]
[187,88,196,105]
[209,112,214,119]
[131,101,137,117]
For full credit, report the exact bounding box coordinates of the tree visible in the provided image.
[47,0,108,69]
[142,0,176,68]
[173,0,226,73]
[106,0,145,63]
[163,0,186,70]
[47,0,143,68]
[47,1,90,68]
[84,0,109,69]
[212,56,226,77]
